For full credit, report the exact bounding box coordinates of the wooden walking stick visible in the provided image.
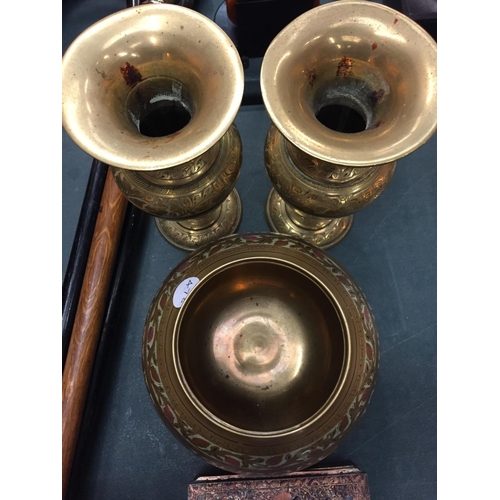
[62,170,127,498]
[62,160,108,369]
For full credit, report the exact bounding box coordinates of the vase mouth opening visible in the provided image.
[62,4,244,172]
[312,80,376,135]
[260,0,437,166]
[125,76,193,138]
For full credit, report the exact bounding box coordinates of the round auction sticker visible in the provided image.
[173,277,200,308]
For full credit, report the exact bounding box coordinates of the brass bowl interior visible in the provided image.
[62,4,243,171]
[261,0,437,166]
[176,260,346,433]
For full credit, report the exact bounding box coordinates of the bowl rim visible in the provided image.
[172,255,351,438]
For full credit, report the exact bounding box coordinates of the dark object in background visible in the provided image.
[188,467,371,499]
[222,0,436,57]
[401,0,437,40]
[235,0,318,58]
[139,0,196,5]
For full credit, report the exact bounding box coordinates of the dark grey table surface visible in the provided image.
[62,1,437,498]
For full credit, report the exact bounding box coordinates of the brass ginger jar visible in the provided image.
[62,4,244,250]
[261,0,437,248]
[143,233,379,474]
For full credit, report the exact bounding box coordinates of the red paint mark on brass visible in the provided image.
[340,415,350,432]
[120,62,142,86]
[150,366,160,383]
[163,405,175,423]
[313,247,326,260]
[306,68,317,86]
[274,240,288,247]
[147,326,154,343]
[191,437,211,449]
[266,455,283,466]
[372,42,378,50]
[337,56,353,77]
[208,244,223,256]
[224,456,241,467]
[360,387,373,402]
[369,89,385,106]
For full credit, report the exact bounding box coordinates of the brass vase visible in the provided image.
[261,0,437,249]
[62,4,244,251]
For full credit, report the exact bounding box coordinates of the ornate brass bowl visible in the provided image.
[143,233,379,474]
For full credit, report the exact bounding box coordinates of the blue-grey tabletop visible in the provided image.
[62,1,437,498]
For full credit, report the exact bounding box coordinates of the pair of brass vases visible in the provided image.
[62,0,436,477]
[62,1,437,252]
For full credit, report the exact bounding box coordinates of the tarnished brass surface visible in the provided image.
[261,0,437,167]
[177,259,345,432]
[266,188,354,249]
[62,4,243,171]
[62,4,244,249]
[265,125,396,219]
[137,142,220,188]
[110,124,241,219]
[261,0,437,248]
[111,124,242,248]
[156,189,242,251]
[143,233,379,474]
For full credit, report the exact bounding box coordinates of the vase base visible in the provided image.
[265,188,353,249]
[156,189,242,251]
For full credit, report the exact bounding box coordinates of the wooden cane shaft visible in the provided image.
[62,160,108,369]
[62,169,128,497]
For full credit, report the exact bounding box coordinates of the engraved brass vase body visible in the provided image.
[143,233,379,474]
[261,0,437,248]
[62,4,244,251]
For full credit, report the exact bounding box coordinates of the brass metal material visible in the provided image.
[261,0,437,248]
[62,4,244,249]
[156,188,242,251]
[143,233,379,474]
[111,123,242,248]
[266,188,354,248]
[178,261,345,432]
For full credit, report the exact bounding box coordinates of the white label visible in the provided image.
[173,277,200,308]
